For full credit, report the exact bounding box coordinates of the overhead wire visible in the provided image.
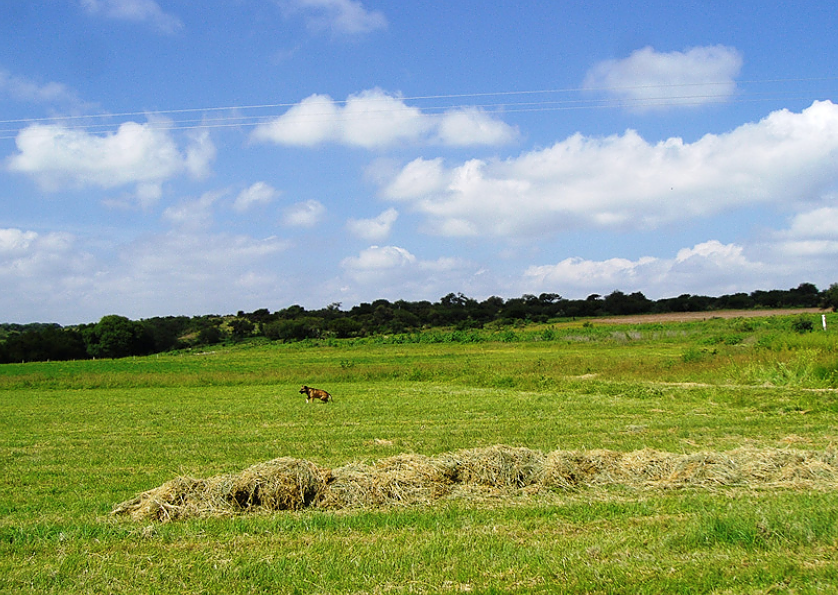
[0,76,835,140]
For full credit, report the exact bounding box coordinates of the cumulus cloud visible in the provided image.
[251,89,517,149]
[380,101,838,237]
[519,224,838,302]
[253,94,341,147]
[0,228,40,255]
[782,206,838,241]
[342,245,416,272]
[79,0,182,33]
[280,0,387,36]
[769,206,838,260]
[0,69,88,109]
[336,244,481,306]
[383,158,446,199]
[340,244,471,287]
[233,182,280,212]
[436,107,519,146]
[0,227,96,322]
[77,229,293,321]
[117,232,289,290]
[6,122,215,199]
[162,190,227,231]
[282,199,326,227]
[346,208,398,241]
[525,255,660,289]
[584,45,743,108]
[0,221,293,323]
[523,240,766,299]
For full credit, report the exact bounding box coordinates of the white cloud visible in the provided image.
[341,90,429,148]
[233,182,280,212]
[0,69,87,109]
[380,157,446,199]
[0,222,293,323]
[768,206,838,260]
[90,230,293,320]
[525,255,660,289]
[342,245,416,273]
[341,244,468,282]
[252,94,339,147]
[121,232,288,286]
[337,244,478,304]
[251,88,517,149]
[280,0,387,36]
[782,206,838,240]
[523,240,766,299]
[162,190,227,231]
[436,107,519,146]
[346,208,398,241]
[183,130,215,180]
[282,199,326,227]
[0,228,40,254]
[0,228,96,322]
[380,101,838,238]
[6,121,215,197]
[80,0,182,33]
[584,45,743,108]
[675,240,749,266]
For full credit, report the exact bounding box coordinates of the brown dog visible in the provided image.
[299,385,332,403]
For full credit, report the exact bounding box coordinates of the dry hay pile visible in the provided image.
[111,458,328,522]
[319,453,454,509]
[113,445,838,522]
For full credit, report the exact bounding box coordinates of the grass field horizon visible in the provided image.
[2,310,837,593]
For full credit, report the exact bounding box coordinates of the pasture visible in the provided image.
[2,312,838,593]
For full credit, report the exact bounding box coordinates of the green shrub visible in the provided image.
[791,316,814,333]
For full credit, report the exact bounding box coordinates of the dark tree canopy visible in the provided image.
[1,282,833,363]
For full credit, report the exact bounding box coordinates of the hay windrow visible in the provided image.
[113,445,838,521]
[112,458,329,522]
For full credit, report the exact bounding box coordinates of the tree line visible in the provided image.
[2,282,836,364]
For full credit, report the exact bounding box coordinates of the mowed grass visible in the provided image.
[2,314,838,593]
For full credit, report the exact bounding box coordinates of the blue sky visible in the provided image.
[2,1,838,324]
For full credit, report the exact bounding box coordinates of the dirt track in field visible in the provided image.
[590,308,827,326]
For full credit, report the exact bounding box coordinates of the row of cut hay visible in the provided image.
[111,458,328,522]
[112,446,838,521]
[542,447,838,490]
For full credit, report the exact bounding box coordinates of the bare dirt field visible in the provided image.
[591,307,827,325]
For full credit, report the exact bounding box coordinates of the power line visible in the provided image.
[0,77,835,140]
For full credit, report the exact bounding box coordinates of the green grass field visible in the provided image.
[2,313,838,593]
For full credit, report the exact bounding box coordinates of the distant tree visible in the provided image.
[197,325,223,345]
[790,283,820,307]
[141,316,190,352]
[276,305,306,319]
[85,315,152,358]
[320,303,343,321]
[328,317,363,339]
[822,283,838,311]
[715,292,754,310]
[0,326,88,363]
[241,308,273,324]
[263,317,323,341]
[603,291,652,316]
[229,318,255,341]
[389,308,420,333]
[500,298,528,321]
